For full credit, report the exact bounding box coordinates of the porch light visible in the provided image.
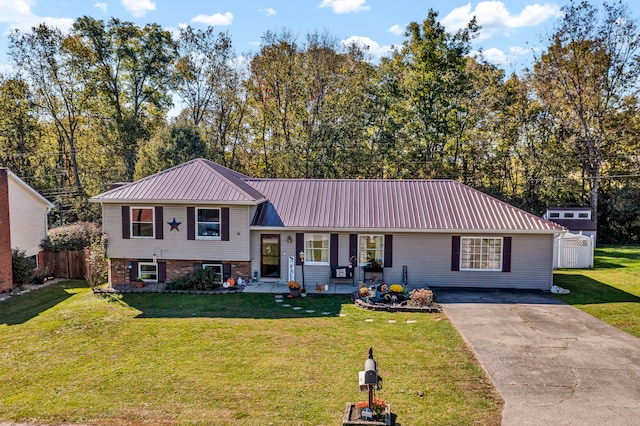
[287,235,292,244]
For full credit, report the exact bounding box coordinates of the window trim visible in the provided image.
[138,262,158,282]
[202,263,223,284]
[304,234,330,265]
[195,207,221,240]
[131,206,155,239]
[460,236,503,272]
[358,234,385,266]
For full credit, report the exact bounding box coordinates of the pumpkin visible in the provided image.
[389,284,404,293]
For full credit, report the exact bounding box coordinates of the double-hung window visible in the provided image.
[131,207,154,238]
[304,234,330,265]
[359,235,384,266]
[197,208,220,239]
[460,237,502,271]
[138,262,158,282]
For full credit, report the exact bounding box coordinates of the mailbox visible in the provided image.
[359,347,382,392]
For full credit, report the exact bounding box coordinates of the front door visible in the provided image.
[261,234,280,278]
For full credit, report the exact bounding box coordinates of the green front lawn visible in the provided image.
[0,282,501,425]
[553,246,640,337]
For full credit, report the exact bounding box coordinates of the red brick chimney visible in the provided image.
[0,168,13,292]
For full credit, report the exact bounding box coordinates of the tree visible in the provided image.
[9,24,90,194]
[134,121,207,178]
[379,10,479,178]
[533,0,640,228]
[72,17,176,180]
[0,75,41,179]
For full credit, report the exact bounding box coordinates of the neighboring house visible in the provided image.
[0,168,54,292]
[543,207,596,269]
[543,207,597,242]
[90,159,564,291]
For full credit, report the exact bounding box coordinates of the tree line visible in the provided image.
[1,0,639,243]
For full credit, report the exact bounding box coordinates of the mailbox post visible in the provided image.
[359,347,382,419]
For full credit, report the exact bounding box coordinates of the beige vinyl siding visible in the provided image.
[8,178,49,257]
[104,204,251,261]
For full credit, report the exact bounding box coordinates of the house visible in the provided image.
[543,207,597,242]
[90,159,564,291]
[543,207,596,269]
[0,168,54,292]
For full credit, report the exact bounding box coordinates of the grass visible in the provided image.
[553,245,640,337]
[0,282,502,426]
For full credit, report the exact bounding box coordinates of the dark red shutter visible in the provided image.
[122,206,130,239]
[384,235,393,267]
[330,234,338,267]
[296,233,304,265]
[155,206,163,240]
[158,262,166,282]
[187,207,195,240]
[451,236,460,271]
[129,261,138,281]
[502,237,512,272]
[223,263,231,280]
[221,207,230,241]
[349,234,358,266]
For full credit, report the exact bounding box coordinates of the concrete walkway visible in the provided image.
[242,280,356,295]
[436,289,640,426]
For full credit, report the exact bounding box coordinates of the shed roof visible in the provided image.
[90,159,266,204]
[249,179,563,233]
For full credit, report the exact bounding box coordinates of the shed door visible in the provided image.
[261,234,280,278]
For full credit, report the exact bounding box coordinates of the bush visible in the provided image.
[165,268,222,291]
[408,288,434,307]
[85,239,109,289]
[12,249,35,290]
[41,222,102,251]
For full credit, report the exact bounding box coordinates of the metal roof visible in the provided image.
[90,160,563,232]
[90,159,266,204]
[248,179,564,232]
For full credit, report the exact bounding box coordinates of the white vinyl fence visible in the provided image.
[553,232,594,269]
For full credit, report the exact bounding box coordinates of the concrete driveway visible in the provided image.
[436,289,640,426]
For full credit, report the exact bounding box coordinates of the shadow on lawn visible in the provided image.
[553,274,640,305]
[115,292,354,319]
[0,281,82,325]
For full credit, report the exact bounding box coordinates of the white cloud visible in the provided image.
[478,45,536,67]
[342,35,392,59]
[94,2,107,14]
[0,0,73,33]
[442,1,561,35]
[260,8,277,17]
[388,24,404,36]
[121,0,156,18]
[192,12,233,26]
[319,0,369,14]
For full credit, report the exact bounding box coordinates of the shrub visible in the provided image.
[41,222,102,251]
[165,268,222,291]
[408,288,434,307]
[12,249,35,290]
[85,239,109,288]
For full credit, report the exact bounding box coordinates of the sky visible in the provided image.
[0,0,636,74]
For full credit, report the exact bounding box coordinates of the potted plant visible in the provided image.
[355,398,387,421]
[300,286,307,297]
[135,277,144,288]
[287,280,301,297]
[363,260,383,272]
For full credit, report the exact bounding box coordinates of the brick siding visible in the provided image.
[109,258,251,286]
[0,169,13,292]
